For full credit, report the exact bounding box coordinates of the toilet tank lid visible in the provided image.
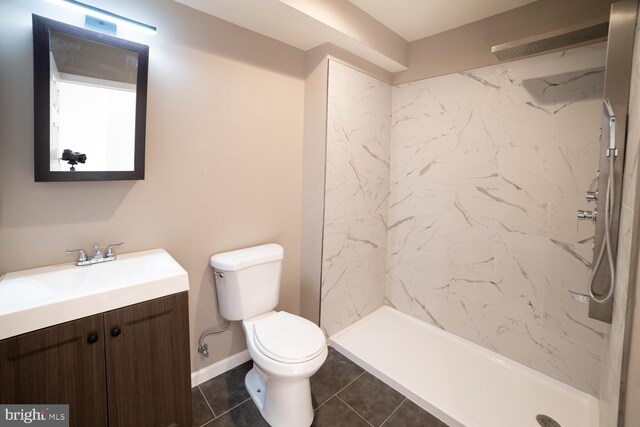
[210,243,284,271]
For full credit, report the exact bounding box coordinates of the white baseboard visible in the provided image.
[191,350,252,388]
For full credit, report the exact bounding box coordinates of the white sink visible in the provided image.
[0,249,189,340]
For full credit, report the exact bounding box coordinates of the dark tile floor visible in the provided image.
[192,347,449,427]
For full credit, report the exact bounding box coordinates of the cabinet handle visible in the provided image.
[87,333,99,344]
[110,327,121,337]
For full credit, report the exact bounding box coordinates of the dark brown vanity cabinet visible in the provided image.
[0,313,108,426]
[104,292,191,426]
[0,292,191,427]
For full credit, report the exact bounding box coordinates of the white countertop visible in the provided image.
[0,248,189,340]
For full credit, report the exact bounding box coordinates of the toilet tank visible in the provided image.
[210,243,283,321]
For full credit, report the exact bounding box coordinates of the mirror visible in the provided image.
[33,15,149,181]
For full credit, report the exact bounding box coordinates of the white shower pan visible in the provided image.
[329,306,598,427]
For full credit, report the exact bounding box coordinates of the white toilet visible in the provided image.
[210,243,327,427]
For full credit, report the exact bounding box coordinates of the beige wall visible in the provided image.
[624,246,640,425]
[299,46,328,324]
[394,0,615,84]
[0,0,306,373]
[624,4,640,427]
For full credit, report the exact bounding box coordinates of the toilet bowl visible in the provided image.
[210,244,327,427]
[242,311,328,427]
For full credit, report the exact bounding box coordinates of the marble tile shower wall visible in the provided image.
[386,43,608,395]
[320,60,391,336]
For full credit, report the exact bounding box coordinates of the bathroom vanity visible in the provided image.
[0,249,191,427]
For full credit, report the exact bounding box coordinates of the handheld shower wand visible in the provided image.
[587,99,617,304]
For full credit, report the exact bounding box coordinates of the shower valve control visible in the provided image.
[585,191,598,202]
[577,209,597,222]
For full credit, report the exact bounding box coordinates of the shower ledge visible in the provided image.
[0,249,188,340]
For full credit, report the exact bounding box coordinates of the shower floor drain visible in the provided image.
[536,414,561,427]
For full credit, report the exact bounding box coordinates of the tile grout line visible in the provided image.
[197,385,217,425]
[208,397,253,422]
[336,395,375,427]
[314,370,366,412]
[197,359,376,425]
[379,397,406,427]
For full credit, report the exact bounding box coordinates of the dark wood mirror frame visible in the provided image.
[33,15,149,182]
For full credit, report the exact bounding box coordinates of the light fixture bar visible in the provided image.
[58,0,156,34]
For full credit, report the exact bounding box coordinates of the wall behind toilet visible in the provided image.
[0,0,306,373]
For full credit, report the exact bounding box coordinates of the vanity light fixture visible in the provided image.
[52,0,157,35]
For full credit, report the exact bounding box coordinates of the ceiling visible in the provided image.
[175,0,410,71]
[175,0,541,73]
[347,0,538,41]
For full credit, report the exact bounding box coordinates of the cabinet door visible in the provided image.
[0,314,108,427]
[104,292,191,427]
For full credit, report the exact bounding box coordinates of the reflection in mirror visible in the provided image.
[50,32,138,172]
[33,15,148,181]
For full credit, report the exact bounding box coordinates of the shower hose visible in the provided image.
[587,146,616,303]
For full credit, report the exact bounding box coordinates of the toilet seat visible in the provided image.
[253,312,325,364]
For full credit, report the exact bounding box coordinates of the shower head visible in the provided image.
[491,17,609,61]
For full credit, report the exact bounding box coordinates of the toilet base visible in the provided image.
[245,365,314,427]
[245,367,267,411]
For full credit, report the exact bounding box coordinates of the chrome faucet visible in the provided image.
[66,243,124,266]
[92,244,103,261]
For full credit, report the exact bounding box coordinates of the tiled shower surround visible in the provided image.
[320,62,391,336]
[322,42,612,395]
[387,45,608,395]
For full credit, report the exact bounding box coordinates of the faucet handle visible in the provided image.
[93,244,103,260]
[106,242,124,257]
[66,248,87,263]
